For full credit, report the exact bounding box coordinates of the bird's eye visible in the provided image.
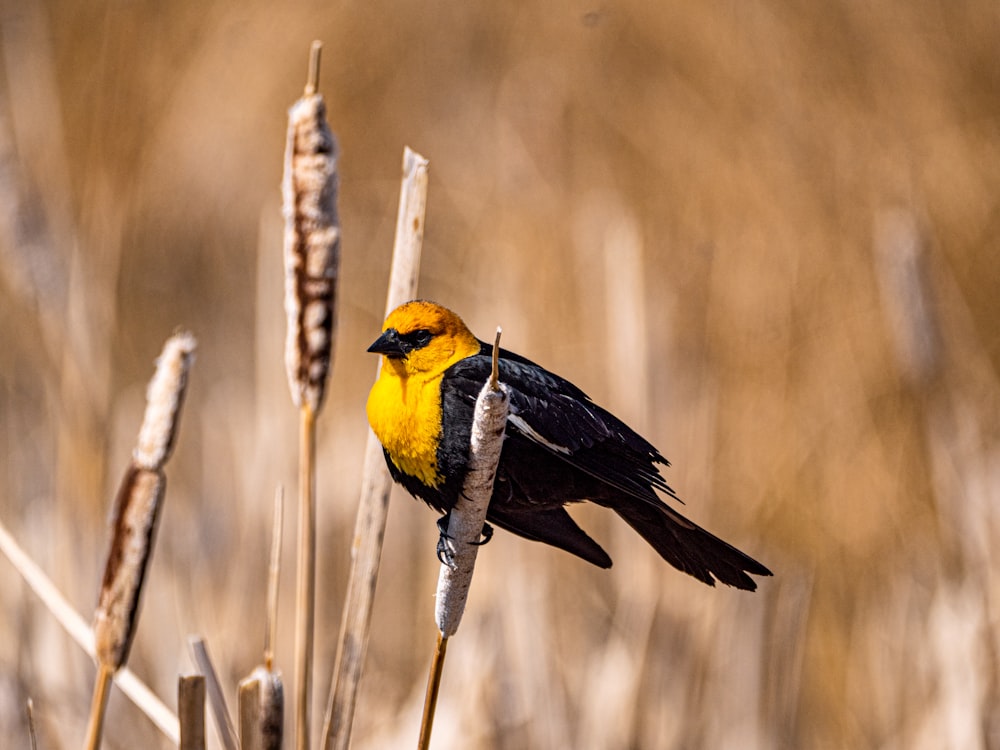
[399,329,433,350]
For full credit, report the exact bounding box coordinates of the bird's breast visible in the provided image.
[366,369,445,488]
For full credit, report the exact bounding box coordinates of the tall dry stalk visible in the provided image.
[322,146,429,750]
[237,488,286,750]
[282,40,341,750]
[84,331,196,750]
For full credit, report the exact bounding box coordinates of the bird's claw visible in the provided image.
[470,522,494,546]
[437,515,457,568]
[435,516,494,567]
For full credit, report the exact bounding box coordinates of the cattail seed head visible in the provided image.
[283,86,340,413]
[134,331,197,470]
[435,332,508,637]
[94,331,196,671]
[94,465,166,670]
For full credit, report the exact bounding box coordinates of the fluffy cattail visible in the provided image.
[93,331,196,669]
[282,42,340,414]
[434,329,508,636]
[134,331,197,470]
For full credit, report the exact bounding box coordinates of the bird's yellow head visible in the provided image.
[367,300,481,378]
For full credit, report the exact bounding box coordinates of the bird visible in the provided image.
[366,300,772,590]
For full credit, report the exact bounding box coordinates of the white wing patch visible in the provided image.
[507,413,571,454]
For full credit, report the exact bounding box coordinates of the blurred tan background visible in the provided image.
[2,1,999,748]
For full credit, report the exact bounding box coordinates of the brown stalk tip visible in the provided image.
[490,327,502,391]
[283,81,340,414]
[306,41,323,95]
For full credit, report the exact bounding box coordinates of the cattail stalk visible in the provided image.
[84,331,195,750]
[418,329,508,749]
[238,488,285,750]
[178,675,206,750]
[26,698,38,750]
[322,146,428,750]
[282,40,340,750]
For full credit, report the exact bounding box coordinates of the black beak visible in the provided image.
[367,328,406,358]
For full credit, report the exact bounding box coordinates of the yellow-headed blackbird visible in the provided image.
[367,300,771,590]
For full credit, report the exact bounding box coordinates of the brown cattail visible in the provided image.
[93,331,196,670]
[283,42,340,414]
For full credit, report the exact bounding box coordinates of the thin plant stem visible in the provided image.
[295,405,317,750]
[82,664,113,750]
[266,486,284,672]
[417,633,448,750]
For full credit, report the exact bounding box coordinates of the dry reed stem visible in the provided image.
[83,664,113,750]
[293,404,317,750]
[417,633,448,750]
[322,146,429,750]
[189,636,239,750]
[0,515,180,741]
[178,675,206,750]
[266,486,284,671]
[239,666,285,750]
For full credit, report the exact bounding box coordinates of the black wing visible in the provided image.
[439,342,772,589]
[442,342,676,506]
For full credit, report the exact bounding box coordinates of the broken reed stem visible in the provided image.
[417,633,448,750]
[418,329,507,748]
[189,636,239,750]
[321,146,429,750]
[0,517,180,743]
[283,42,339,750]
[305,40,322,96]
[239,666,285,750]
[26,698,38,750]
[86,331,195,750]
[178,675,207,750]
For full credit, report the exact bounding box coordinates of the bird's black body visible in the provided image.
[384,339,771,591]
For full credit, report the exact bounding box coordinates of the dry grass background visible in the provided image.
[2,1,999,748]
